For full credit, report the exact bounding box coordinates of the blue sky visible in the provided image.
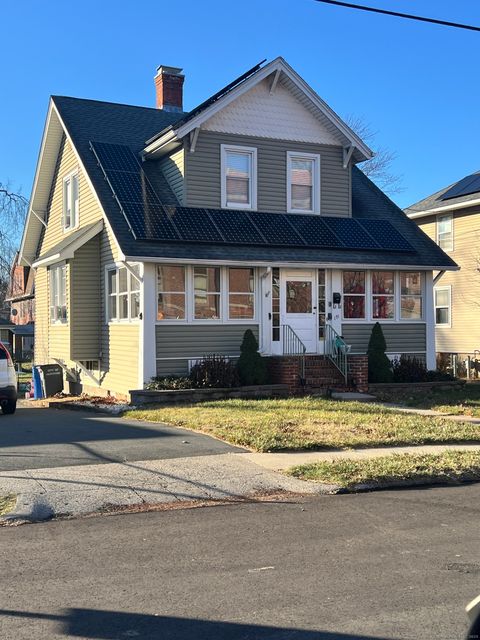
[1,0,478,212]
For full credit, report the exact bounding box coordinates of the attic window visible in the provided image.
[221,145,257,210]
[63,171,79,230]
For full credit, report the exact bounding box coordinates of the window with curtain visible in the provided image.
[157,265,186,320]
[221,145,257,209]
[228,268,254,319]
[343,271,365,319]
[372,271,395,319]
[287,152,320,213]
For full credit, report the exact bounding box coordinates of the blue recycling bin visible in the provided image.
[32,366,44,399]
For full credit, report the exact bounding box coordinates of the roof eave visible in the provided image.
[407,196,480,219]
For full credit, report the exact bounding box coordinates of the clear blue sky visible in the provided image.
[1,0,478,212]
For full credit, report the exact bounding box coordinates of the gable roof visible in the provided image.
[19,63,457,272]
[406,170,480,219]
[143,57,373,163]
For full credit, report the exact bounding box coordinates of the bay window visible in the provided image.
[157,265,185,320]
[221,145,257,210]
[400,272,423,320]
[228,268,255,319]
[49,264,67,324]
[287,152,320,214]
[343,271,365,319]
[194,267,221,319]
[372,271,395,319]
[107,265,141,322]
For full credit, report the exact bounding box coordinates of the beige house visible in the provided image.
[406,172,480,367]
[19,58,456,399]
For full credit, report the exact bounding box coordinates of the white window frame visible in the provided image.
[220,144,257,210]
[286,151,321,215]
[105,264,141,324]
[49,264,67,325]
[156,265,187,322]
[155,265,258,325]
[434,285,452,328]
[63,170,79,231]
[436,213,453,252]
[227,267,256,321]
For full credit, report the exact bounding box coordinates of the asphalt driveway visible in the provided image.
[0,403,242,472]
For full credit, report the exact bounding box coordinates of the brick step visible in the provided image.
[306,375,343,383]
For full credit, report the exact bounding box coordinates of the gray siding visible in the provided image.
[341,323,427,354]
[159,147,184,204]
[156,324,259,376]
[185,131,351,217]
[70,235,101,360]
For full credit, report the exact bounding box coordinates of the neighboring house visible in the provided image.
[6,252,35,360]
[0,318,14,352]
[18,57,456,399]
[406,171,480,366]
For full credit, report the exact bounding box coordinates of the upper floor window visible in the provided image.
[107,264,140,322]
[436,213,453,251]
[287,152,320,214]
[221,145,257,210]
[49,264,67,324]
[434,286,451,327]
[63,171,79,230]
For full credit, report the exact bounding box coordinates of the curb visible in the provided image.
[47,402,124,415]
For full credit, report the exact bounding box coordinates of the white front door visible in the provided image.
[280,270,317,353]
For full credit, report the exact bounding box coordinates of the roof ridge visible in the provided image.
[52,94,187,115]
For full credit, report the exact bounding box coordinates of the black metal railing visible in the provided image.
[282,324,306,383]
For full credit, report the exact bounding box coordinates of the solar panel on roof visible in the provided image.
[90,141,141,173]
[324,217,379,249]
[106,171,160,206]
[251,212,305,246]
[209,210,266,245]
[121,201,180,240]
[284,214,343,248]
[358,219,413,252]
[162,206,224,243]
[441,173,480,201]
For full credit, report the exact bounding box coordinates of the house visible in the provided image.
[0,318,15,353]
[18,57,456,399]
[406,171,480,371]
[6,252,35,360]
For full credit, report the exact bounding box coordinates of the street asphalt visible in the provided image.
[0,404,241,471]
[1,484,479,639]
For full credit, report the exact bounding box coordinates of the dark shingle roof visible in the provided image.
[52,95,457,270]
[406,171,480,215]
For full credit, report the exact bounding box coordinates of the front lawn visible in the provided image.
[287,450,480,490]
[374,383,480,417]
[124,397,480,452]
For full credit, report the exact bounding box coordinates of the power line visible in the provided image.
[314,0,480,32]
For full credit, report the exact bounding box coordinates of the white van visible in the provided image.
[0,343,17,414]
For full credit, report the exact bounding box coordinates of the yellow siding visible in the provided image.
[34,133,140,397]
[418,208,480,353]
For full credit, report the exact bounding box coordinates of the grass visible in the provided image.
[286,451,480,490]
[374,383,480,417]
[0,495,16,516]
[124,397,480,452]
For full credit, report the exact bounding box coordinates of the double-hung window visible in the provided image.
[343,271,365,319]
[372,271,395,319]
[49,265,67,324]
[287,152,320,214]
[157,266,186,320]
[437,213,453,251]
[400,272,423,319]
[194,267,221,319]
[221,145,257,210]
[63,171,79,230]
[434,286,451,326]
[107,265,141,322]
[228,268,255,319]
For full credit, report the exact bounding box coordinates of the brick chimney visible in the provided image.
[154,65,184,112]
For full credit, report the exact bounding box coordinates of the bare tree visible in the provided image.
[0,183,28,315]
[345,115,404,196]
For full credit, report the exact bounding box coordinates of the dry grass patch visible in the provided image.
[287,450,480,490]
[0,495,16,516]
[124,397,480,452]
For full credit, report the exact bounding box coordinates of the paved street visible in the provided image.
[1,484,479,639]
[0,404,240,471]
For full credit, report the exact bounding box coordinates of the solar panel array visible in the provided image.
[90,141,414,253]
[441,173,480,201]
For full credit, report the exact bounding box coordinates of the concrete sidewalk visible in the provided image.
[0,453,325,523]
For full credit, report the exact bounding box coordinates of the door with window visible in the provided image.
[280,270,317,353]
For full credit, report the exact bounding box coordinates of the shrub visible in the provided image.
[189,354,239,388]
[392,355,428,383]
[146,375,194,390]
[237,329,268,385]
[426,369,455,382]
[367,322,393,383]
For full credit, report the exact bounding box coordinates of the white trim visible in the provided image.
[434,284,452,328]
[220,144,257,210]
[144,57,373,161]
[105,262,141,324]
[62,169,80,232]
[32,220,104,268]
[425,271,436,369]
[436,212,454,252]
[407,197,480,219]
[286,151,320,215]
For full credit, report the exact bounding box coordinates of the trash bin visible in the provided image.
[32,366,44,399]
[36,364,64,397]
